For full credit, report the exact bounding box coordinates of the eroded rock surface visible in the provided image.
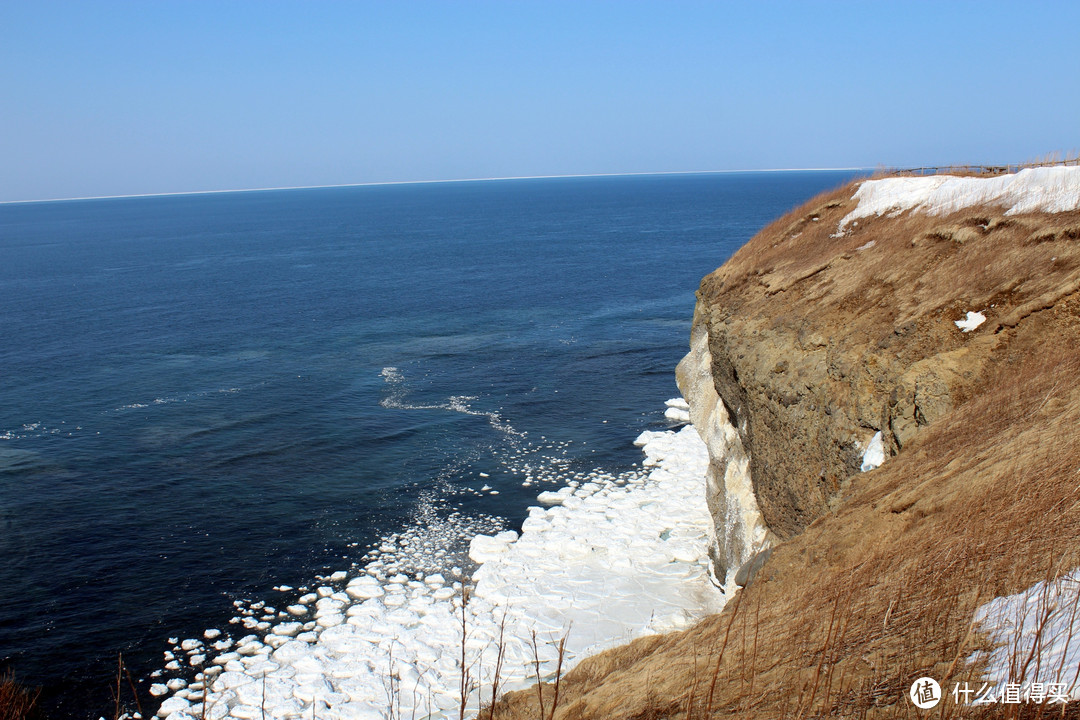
[679,178,1080,575]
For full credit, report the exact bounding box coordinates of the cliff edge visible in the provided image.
[678,167,1080,588]
[495,167,1080,718]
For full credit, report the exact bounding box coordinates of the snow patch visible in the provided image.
[973,568,1080,700]
[839,166,1080,231]
[860,431,885,472]
[955,311,986,332]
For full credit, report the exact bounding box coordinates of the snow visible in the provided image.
[955,311,986,332]
[860,431,885,472]
[156,410,721,720]
[973,569,1080,700]
[839,166,1080,231]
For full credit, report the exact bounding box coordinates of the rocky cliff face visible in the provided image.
[674,307,768,590]
[676,171,1080,589]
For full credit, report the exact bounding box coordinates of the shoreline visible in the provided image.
[153,404,722,720]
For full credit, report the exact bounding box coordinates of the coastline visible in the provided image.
[153,406,722,720]
[486,164,1080,717]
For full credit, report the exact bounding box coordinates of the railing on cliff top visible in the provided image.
[890,156,1080,177]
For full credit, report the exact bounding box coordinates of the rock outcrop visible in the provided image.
[678,169,1080,586]
[493,168,1080,719]
[674,309,769,590]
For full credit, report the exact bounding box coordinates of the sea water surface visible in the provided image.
[0,171,857,717]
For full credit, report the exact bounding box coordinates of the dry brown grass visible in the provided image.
[710,183,1080,340]
[0,675,42,720]
[695,174,1080,537]
[490,174,1080,719]
[496,310,1080,720]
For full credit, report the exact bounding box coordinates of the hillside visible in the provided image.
[493,167,1080,719]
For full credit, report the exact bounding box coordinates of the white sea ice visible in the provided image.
[839,166,1080,231]
[664,407,691,423]
[467,530,519,563]
[860,431,885,472]
[664,396,691,423]
[535,490,566,505]
[270,622,301,637]
[955,311,986,332]
[159,414,722,720]
[156,696,191,717]
[345,576,384,600]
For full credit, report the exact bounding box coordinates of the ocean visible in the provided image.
[0,171,858,718]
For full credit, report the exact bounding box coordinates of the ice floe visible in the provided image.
[155,405,720,720]
[664,397,691,423]
[839,166,1080,231]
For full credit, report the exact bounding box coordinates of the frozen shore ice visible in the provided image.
[157,404,721,720]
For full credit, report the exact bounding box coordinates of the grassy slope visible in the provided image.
[492,179,1080,719]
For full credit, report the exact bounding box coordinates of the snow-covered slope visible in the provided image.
[840,166,1080,230]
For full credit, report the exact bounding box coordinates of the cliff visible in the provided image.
[678,168,1080,589]
[494,168,1080,718]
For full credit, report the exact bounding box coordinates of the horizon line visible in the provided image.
[0,167,872,206]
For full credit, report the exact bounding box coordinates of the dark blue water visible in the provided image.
[0,171,857,717]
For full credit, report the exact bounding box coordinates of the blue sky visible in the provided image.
[2,1,1078,201]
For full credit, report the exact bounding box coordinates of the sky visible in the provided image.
[2,1,1079,202]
